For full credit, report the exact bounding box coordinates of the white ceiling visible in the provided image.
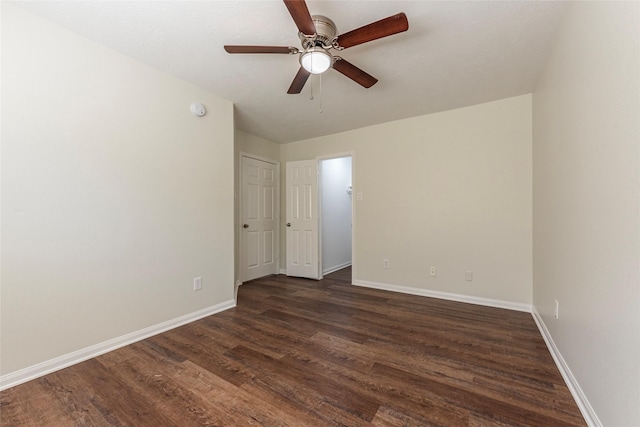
[15,1,568,143]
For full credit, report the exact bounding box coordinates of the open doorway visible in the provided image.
[320,156,352,278]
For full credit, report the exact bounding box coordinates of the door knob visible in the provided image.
[286,222,291,227]
[243,224,249,228]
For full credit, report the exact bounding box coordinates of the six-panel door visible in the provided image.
[286,160,320,279]
[242,156,278,281]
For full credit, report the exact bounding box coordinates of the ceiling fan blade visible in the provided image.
[336,12,409,49]
[332,58,378,88]
[283,0,316,36]
[287,67,311,94]
[224,45,297,54]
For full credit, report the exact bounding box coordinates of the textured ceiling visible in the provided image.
[15,1,568,143]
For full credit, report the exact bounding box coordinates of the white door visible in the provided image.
[241,156,278,282]
[286,160,320,279]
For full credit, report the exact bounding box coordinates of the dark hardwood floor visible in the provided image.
[1,267,586,426]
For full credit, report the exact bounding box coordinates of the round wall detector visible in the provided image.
[190,103,206,117]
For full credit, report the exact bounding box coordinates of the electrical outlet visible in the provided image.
[465,271,473,281]
[194,277,202,291]
[554,299,559,319]
[383,259,390,269]
[430,267,437,277]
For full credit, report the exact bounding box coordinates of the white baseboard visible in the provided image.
[0,299,236,391]
[531,307,601,427]
[323,261,352,275]
[279,268,286,275]
[353,279,532,312]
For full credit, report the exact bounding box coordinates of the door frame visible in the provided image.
[239,152,280,283]
[317,151,356,283]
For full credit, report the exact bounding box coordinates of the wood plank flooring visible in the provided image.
[0,267,586,426]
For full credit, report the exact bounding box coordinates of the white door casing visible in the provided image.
[286,160,320,279]
[241,156,279,282]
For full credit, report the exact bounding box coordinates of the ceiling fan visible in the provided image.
[224,0,409,94]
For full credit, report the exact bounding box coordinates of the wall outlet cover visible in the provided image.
[194,277,203,291]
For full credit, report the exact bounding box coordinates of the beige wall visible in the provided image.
[532,2,640,425]
[281,95,533,306]
[235,129,280,162]
[1,4,235,375]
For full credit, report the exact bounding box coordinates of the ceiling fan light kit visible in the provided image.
[300,48,332,74]
[224,0,408,94]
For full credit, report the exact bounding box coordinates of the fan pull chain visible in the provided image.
[318,73,323,113]
[309,53,315,100]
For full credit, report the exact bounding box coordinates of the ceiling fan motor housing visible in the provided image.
[300,15,337,49]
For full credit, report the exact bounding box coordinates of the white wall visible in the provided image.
[532,2,640,426]
[321,157,352,274]
[1,4,235,376]
[281,95,532,307]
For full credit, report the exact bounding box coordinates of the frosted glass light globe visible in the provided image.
[300,48,332,74]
